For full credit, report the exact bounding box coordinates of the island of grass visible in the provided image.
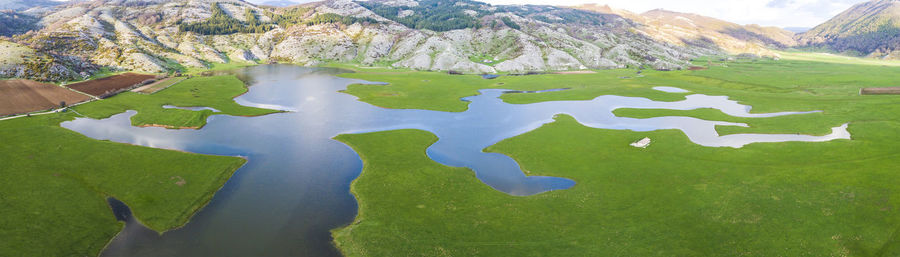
[73,75,278,129]
[335,68,690,112]
[333,55,900,256]
[0,74,277,256]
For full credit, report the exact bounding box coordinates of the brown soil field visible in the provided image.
[66,73,158,97]
[688,66,708,70]
[0,80,92,116]
[861,87,900,95]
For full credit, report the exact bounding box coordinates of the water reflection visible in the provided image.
[162,105,220,112]
[62,65,849,256]
[653,86,690,93]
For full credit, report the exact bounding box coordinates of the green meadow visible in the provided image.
[73,75,278,128]
[333,57,900,256]
[2,53,900,256]
[0,75,275,256]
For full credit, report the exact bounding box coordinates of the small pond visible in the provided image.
[653,86,691,93]
[162,105,220,112]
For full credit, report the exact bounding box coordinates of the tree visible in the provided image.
[179,3,274,35]
[500,17,520,30]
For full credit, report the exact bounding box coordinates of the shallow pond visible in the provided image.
[653,86,691,93]
[62,65,849,256]
[162,105,220,112]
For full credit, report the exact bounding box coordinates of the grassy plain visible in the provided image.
[334,56,900,256]
[340,56,900,135]
[73,75,277,128]
[134,77,188,94]
[0,73,275,256]
[778,51,900,67]
[185,61,258,75]
[337,69,686,112]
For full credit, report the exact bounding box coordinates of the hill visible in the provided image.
[575,4,796,57]
[0,0,811,81]
[0,10,40,36]
[797,0,900,59]
[0,0,716,81]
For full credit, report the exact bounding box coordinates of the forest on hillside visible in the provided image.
[358,0,486,32]
[0,11,39,37]
[178,3,377,36]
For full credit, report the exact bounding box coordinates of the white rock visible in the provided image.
[630,137,652,148]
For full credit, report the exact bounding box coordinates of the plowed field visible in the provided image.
[66,73,157,97]
[0,80,91,116]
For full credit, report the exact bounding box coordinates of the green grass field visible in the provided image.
[337,69,688,112]
[0,74,276,256]
[778,51,900,67]
[4,53,900,256]
[73,75,278,129]
[333,56,900,256]
[136,76,188,94]
[185,61,259,75]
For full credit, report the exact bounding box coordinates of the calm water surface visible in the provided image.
[61,65,849,256]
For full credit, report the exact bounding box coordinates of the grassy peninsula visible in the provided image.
[0,75,275,256]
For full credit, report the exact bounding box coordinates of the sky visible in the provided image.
[249,0,871,28]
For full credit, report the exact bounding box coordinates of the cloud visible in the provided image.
[766,0,794,8]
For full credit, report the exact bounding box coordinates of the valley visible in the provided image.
[1,54,898,255]
[2,0,900,256]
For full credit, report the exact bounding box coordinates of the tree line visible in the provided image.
[179,3,377,36]
[359,0,485,32]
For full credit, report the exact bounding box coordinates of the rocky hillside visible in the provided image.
[0,0,733,81]
[797,0,900,59]
[575,4,796,57]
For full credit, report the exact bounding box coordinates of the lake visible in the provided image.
[61,65,849,256]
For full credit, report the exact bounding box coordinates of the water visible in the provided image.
[503,88,570,94]
[653,86,691,93]
[162,105,220,112]
[60,65,849,256]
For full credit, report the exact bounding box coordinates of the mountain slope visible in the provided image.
[0,10,40,36]
[575,4,795,57]
[0,0,730,81]
[798,0,900,59]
